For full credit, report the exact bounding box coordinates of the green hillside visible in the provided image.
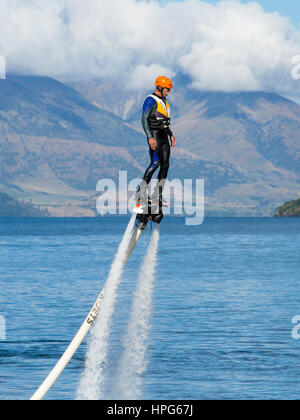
[275,199,300,217]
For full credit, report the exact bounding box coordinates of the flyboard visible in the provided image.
[30,202,163,400]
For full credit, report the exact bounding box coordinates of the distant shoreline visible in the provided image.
[0,192,50,218]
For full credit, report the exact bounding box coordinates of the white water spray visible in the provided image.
[77,215,136,400]
[115,224,160,400]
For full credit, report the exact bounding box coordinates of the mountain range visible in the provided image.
[0,75,145,216]
[0,74,299,216]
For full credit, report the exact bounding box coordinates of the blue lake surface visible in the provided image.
[0,217,300,400]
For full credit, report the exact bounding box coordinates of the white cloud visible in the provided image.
[126,64,176,89]
[0,0,300,95]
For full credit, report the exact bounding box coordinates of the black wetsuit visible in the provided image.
[141,93,173,185]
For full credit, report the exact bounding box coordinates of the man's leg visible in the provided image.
[135,145,160,206]
[151,141,171,205]
[157,141,170,182]
[143,147,160,184]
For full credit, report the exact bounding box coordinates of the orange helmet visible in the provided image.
[155,76,173,90]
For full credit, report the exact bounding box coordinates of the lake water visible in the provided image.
[0,217,300,400]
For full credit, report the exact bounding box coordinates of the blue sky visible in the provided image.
[158,0,300,28]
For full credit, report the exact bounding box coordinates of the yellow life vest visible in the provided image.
[148,94,171,120]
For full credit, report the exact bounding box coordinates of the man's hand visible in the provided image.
[148,138,157,150]
[171,136,177,148]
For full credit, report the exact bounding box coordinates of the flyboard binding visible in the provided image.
[133,197,164,230]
